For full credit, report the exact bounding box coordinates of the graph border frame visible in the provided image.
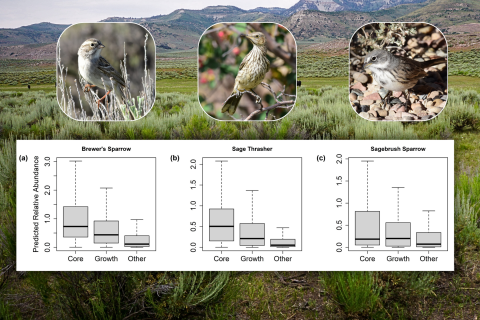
[55,157,157,252]
[347,156,449,252]
[201,157,303,252]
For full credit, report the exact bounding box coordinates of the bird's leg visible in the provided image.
[83,84,96,93]
[404,90,411,111]
[250,89,262,104]
[381,91,391,109]
[97,90,111,112]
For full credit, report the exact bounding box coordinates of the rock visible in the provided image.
[407,38,418,49]
[384,104,391,111]
[438,101,447,108]
[426,101,435,108]
[349,93,357,101]
[368,110,378,117]
[429,106,443,114]
[412,47,426,55]
[351,82,367,92]
[393,91,403,98]
[432,33,442,41]
[371,104,382,111]
[436,49,447,57]
[359,112,370,119]
[433,99,443,106]
[352,106,359,113]
[396,106,406,113]
[389,110,396,117]
[402,114,415,121]
[422,115,434,120]
[413,106,425,115]
[358,96,363,101]
[351,89,364,96]
[360,105,370,113]
[361,99,374,105]
[352,71,369,84]
[385,116,395,120]
[419,25,434,34]
[390,104,402,111]
[364,93,381,101]
[411,102,422,109]
[379,88,389,99]
[399,97,407,103]
[377,109,388,117]
[428,91,440,99]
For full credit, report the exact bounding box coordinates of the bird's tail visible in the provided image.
[221,93,242,115]
[422,58,447,68]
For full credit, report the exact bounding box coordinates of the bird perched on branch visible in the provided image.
[78,38,126,108]
[222,32,270,115]
[363,49,446,106]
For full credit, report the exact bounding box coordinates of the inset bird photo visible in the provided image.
[349,23,447,121]
[56,23,155,121]
[198,23,297,121]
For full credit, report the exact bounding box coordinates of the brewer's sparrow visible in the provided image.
[78,38,126,107]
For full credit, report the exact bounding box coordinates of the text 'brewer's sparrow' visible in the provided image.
[78,38,126,108]
[363,49,446,98]
[221,32,270,115]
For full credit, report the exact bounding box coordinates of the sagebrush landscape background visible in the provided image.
[1,0,480,318]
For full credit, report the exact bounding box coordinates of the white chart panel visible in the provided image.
[17,140,454,271]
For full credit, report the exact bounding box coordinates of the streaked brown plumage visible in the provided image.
[222,32,270,115]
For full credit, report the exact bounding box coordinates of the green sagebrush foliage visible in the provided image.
[1,87,480,319]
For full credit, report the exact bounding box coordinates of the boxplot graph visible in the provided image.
[348,157,448,252]
[56,157,156,251]
[202,157,302,251]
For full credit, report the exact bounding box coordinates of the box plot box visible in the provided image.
[63,206,88,238]
[209,209,234,241]
[385,222,411,247]
[239,223,265,246]
[124,235,150,247]
[94,221,119,244]
[270,239,296,248]
[416,232,442,248]
[355,211,380,246]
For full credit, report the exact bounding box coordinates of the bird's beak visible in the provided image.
[98,44,105,49]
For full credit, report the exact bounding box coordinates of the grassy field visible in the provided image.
[1,45,480,318]
[0,77,480,318]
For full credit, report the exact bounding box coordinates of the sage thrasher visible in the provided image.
[222,32,270,115]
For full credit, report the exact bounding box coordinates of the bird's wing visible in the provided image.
[98,56,126,87]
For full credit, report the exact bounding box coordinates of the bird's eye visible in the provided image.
[371,56,377,61]
[91,43,95,47]
[256,35,259,37]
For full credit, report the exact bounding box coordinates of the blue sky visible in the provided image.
[0,0,299,28]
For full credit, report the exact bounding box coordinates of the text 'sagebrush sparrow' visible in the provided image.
[364,49,446,93]
[222,32,270,115]
[78,38,126,108]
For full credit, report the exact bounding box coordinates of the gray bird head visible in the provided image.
[78,38,105,58]
[363,49,392,70]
